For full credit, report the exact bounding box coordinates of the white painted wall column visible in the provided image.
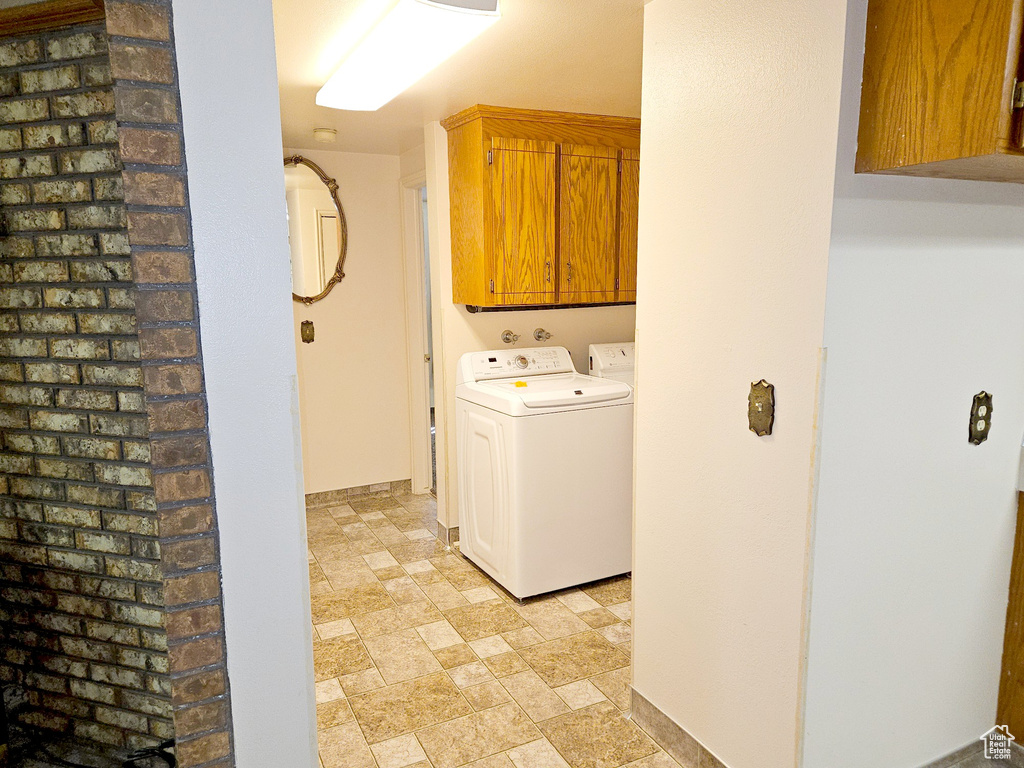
[631,2,847,767]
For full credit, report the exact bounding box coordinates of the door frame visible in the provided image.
[400,171,433,493]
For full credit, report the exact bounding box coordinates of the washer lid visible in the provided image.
[476,372,631,410]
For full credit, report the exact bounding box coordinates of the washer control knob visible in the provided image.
[514,355,529,369]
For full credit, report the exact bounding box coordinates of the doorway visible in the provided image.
[402,173,437,496]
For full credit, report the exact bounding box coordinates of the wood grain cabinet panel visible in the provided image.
[559,145,618,304]
[443,105,640,308]
[857,0,1024,182]
[617,148,639,302]
[491,138,557,304]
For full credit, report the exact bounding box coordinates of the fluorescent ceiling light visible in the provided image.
[317,0,500,112]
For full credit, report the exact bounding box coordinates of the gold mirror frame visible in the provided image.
[285,155,349,305]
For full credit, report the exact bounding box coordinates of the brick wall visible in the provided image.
[107,1,234,763]
[0,21,173,752]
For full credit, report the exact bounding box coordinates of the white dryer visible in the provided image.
[589,342,635,386]
[455,347,633,599]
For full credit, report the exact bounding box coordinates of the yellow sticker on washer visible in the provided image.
[514,381,528,387]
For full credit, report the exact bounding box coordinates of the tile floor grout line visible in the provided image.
[307,490,658,768]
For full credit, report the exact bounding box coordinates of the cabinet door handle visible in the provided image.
[545,261,551,283]
[565,262,572,283]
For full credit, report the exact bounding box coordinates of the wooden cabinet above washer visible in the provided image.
[442,105,641,309]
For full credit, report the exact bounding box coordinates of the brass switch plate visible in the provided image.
[749,379,775,437]
[969,391,992,445]
[300,320,315,344]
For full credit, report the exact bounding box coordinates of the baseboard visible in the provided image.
[920,741,982,768]
[438,522,459,547]
[628,693,1024,768]
[305,479,412,509]
[629,688,727,768]
[629,691,1013,768]
[918,736,1024,768]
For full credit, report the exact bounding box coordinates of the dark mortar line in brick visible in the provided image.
[2,610,166,635]
[4,541,159,559]
[0,391,148,401]
[153,530,214,546]
[114,118,181,132]
[106,34,170,50]
[109,79,178,94]
[0,24,106,47]
[6,489,154,503]
[164,628,222,647]
[3,329,143,336]
[0,145,120,159]
[171,692,228,712]
[127,243,188,252]
[160,562,218,578]
[1,201,127,211]
[0,83,115,102]
[118,203,188,216]
[1,230,130,240]
[162,594,218,612]
[2,457,152,471]
[0,148,118,160]
[4,52,112,71]
[173,724,230,748]
[2,584,164,605]
[161,571,219,585]
[0,592,168,620]
[167,660,226,684]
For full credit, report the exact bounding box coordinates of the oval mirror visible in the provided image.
[284,155,348,304]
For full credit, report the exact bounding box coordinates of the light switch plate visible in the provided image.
[748,379,775,437]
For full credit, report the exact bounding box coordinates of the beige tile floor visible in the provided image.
[307,490,681,768]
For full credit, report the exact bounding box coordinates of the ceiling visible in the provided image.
[272,0,644,155]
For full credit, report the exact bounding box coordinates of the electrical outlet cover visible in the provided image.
[969,391,992,445]
[748,379,775,437]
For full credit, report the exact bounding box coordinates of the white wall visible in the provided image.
[801,2,1024,766]
[172,1,316,766]
[400,144,426,179]
[423,123,637,529]
[630,2,847,767]
[288,148,413,494]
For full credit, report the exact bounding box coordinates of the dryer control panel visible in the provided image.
[589,342,635,376]
[457,347,576,384]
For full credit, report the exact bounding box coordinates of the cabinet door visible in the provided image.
[857,0,1024,176]
[559,145,619,304]
[617,148,639,301]
[490,138,557,304]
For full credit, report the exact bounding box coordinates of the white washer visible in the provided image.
[455,346,633,599]
[589,342,635,386]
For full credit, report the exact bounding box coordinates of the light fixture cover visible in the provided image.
[317,0,500,112]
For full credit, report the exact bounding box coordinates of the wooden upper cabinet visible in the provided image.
[857,0,1024,182]
[443,105,641,308]
[490,138,557,304]
[617,148,639,301]
[560,145,618,304]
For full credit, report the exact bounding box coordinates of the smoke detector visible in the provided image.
[313,128,337,143]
